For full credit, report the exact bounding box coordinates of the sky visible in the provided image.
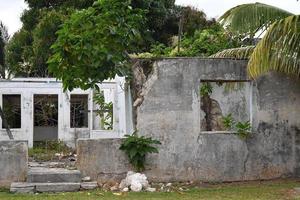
[0,0,299,36]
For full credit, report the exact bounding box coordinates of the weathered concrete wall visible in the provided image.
[77,139,131,181]
[0,140,28,187]
[77,58,300,182]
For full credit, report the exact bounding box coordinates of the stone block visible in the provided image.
[10,182,35,193]
[35,182,80,192]
[80,182,98,190]
[28,167,81,183]
[0,141,28,187]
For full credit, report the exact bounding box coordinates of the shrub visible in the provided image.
[200,82,213,97]
[235,121,251,138]
[119,132,161,172]
[222,114,235,130]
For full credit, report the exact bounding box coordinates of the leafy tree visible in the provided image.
[181,6,215,37]
[214,3,299,78]
[140,25,241,58]
[5,29,32,77]
[5,0,95,77]
[0,22,9,78]
[31,10,69,77]
[48,0,144,90]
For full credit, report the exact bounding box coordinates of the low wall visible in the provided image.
[0,140,28,187]
[77,139,131,181]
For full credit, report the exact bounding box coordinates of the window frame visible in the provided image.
[1,94,22,130]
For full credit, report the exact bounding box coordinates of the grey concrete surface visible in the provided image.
[0,140,28,187]
[27,167,81,183]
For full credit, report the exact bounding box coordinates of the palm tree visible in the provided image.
[213,3,300,79]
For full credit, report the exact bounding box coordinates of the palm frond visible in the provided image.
[219,3,292,36]
[210,46,255,59]
[248,15,300,78]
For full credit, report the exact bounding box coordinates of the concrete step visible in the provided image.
[27,167,81,183]
[10,182,81,193]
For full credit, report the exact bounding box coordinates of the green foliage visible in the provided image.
[48,0,144,91]
[142,25,241,58]
[248,15,300,78]
[25,0,95,10]
[93,90,113,130]
[5,29,33,77]
[181,6,215,37]
[219,3,299,79]
[119,132,161,172]
[235,121,251,139]
[221,113,251,138]
[219,2,292,38]
[200,82,213,97]
[0,22,8,78]
[222,114,235,131]
[6,0,94,78]
[175,25,241,57]
[31,10,69,77]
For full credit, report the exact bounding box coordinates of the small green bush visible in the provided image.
[200,82,213,97]
[222,114,235,130]
[119,132,161,172]
[235,121,251,138]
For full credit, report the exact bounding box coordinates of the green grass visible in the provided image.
[2,179,300,200]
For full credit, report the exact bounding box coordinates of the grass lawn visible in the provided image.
[1,179,300,200]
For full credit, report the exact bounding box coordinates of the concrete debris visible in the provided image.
[119,171,149,192]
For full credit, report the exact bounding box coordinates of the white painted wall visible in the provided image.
[0,77,134,147]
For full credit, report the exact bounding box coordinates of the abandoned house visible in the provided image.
[0,77,133,147]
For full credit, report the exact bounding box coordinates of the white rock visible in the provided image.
[166,183,172,187]
[146,187,156,192]
[119,171,150,192]
[130,180,142,192]
[122,187,129,192]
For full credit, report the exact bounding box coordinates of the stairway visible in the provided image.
[10,163,97,193]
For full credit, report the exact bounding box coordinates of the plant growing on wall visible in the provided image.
[119,132,161,172]
[235,121,251,138]
[222,114,235,131]
[200,82,213,97]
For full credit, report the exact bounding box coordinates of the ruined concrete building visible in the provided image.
[77,58,300,182]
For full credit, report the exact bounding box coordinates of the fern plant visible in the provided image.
[222,114,235,131]
[235,121,251,139]
[200,82,213,97]
[119,132,161,172]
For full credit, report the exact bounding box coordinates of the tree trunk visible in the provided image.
[0,105,14,139]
